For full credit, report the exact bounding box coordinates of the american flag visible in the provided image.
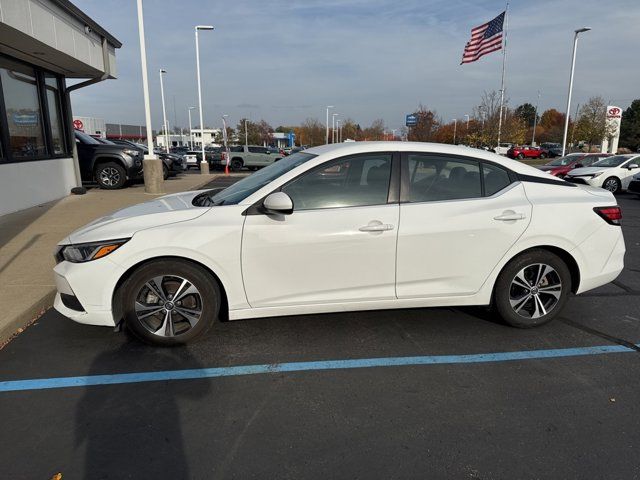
[461,11,505,64]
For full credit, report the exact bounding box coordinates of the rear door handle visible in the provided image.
[359,221,395,232]
[494,211,525,221]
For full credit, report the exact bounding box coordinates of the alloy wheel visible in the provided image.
[603,178,619,192]
[508,263,562,319]
[134,275,203,337]
[99,167,121,187]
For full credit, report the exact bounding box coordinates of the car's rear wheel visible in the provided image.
[517,153,524,159]
[540,153,546,159]
[122,259,220,346]
[230,158,243,171]
[95,161,127,189]
[162,163,169,180]
[603,176,621,193]
[494,249,571,328]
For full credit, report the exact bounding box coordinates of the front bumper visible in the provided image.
[53,259,121,327]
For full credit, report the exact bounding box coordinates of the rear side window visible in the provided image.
[482,163,511,196]
[248,146,267,153]
[406,154,481,202]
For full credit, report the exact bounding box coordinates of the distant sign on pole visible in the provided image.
[73,119,84,131]
[405,114,418,127]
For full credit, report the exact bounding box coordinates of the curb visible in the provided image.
[0,291,55,348]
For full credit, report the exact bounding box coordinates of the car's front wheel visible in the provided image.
[539,153,546,159]
[494,249,571,328]
[517,153,524,159]
[122,259,221,346]
[95,161,127,189]
[602,176,621,194]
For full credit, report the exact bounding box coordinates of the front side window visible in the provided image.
[1,58,46,159]
[283,153,392,211]
[406,154,481,202]
[248,146,267,154]
[592,155,630,168]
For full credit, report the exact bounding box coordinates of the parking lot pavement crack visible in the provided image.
[558,317,640,353]
[611,280,638,293]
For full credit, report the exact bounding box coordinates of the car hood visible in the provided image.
[568,167,606,176]
[537,165,561,172]
[64,190,209,244]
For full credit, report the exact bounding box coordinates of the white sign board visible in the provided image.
[602,106,622,154]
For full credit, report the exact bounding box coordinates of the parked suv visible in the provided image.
[507,145,549,160]
[214,145,284,171]
[109,139,184,179]
[75,131,142,189]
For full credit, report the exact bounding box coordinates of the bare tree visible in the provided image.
[575,96,616,151]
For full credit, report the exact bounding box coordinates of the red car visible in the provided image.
[506,145,549,159]
[536,153,613,178]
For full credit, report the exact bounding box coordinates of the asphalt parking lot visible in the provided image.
[1,177,640,479]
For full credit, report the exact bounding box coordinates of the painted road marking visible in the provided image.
[0,343,636,393]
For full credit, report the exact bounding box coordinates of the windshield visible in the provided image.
[548,153,581,166]
[591,155,632,168]
[204,152,317,206]
[75,131,101,145]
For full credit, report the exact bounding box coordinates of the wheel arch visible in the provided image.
[93,155,127,174]
[112,255,230,325]
[492,245,580,300]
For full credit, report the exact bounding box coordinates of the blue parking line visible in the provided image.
[0,343,635,393]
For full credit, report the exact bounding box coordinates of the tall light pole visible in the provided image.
[332,113,339,143]
[195,25,214,174]
[135,0,162,193]
[244,119,248,147]
[532,90,541,146]
[453,119,457,144]
[336,119,342,143]
[562,27,591,157]
[325,106,334,144]
[222,114,230,175]
[159,69,170,153]
[187,106,196,150]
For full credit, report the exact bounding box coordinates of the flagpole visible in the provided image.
[496,3,509,148]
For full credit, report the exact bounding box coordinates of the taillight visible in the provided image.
[594,206,622,226]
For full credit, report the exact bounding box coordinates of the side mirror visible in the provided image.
[628,164,639,170]
[263,192,293,215]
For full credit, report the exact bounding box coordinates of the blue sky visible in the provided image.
[71,0,640,132]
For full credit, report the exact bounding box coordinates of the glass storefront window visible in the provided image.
[0,58,46,159]
[45,76,65,155]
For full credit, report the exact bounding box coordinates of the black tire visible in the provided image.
[517,153,524,159]
[494,249,571,328]
[122,259,221,346]
[230,158,243,171]
[248,166,258,171]
[539,153,546,159]
[602,176,621,194]
[95,161,127,189]
[162,163,169,180]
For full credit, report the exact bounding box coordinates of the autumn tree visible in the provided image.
[236,118,264,145]
[620,99,640,152]
[537,109,565,143]
[363,119,385,140]
[407,106,438,142]
[575,96,616,151]
[295,118,325,146]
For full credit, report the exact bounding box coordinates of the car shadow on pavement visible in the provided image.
[75,336,211,479]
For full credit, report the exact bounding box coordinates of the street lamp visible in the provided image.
[195,25,214,174]
[336,119,342,143]
[159,69,170,153]
[532,90,541,146]
[332,113,339,143]
[561,27,591,156]
[135,0,162,193]
[325,106,334,144]
[221,114,230,175]
[452,119,457,144]
[187,106,196,150]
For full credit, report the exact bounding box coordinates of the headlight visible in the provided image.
[591,172,604,178]
[56,239,129,263]
[123,148,139,157]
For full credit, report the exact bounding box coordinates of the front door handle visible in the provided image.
[494,211,525,221]
[359,221,395,232]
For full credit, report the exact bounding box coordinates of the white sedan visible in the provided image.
[53,142,625,345]
[566,154,640,193]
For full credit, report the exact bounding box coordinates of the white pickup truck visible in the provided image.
[216,145,284,171]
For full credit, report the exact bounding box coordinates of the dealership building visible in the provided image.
[0,0,120,216]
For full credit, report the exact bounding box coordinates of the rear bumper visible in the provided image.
[573,225,625,294]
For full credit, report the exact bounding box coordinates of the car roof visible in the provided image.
[304,141,556,179]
